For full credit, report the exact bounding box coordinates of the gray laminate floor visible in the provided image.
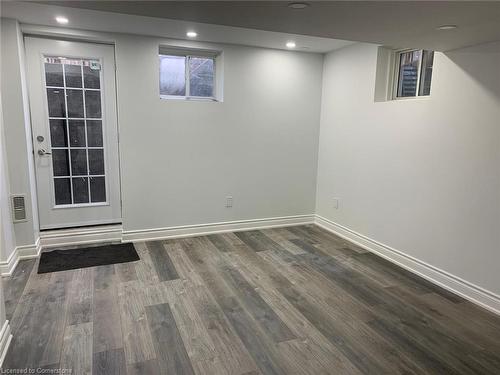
[2,225,500,374]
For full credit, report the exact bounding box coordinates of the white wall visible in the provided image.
[0,22,323,245]
[316,42,500,296]
[0,99,14,366]
[0,19,38,248]
[0,96,16,263]
[115,34,323,231]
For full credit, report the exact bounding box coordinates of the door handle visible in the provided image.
[38,149,52,156]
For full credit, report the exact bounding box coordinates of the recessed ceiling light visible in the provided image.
[186,31,198,38]
[437,24,457,30]
[288,2,309,9]
[55,16,69,24]
[286,41,296,49]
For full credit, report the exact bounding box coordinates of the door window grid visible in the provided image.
[44,57,107,206]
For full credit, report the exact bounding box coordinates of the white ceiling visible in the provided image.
[25,1,500,51]
[3,1,500,52]
[0,1,352,53]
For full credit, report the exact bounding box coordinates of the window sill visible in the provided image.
[391,95,431,102]
[160,95,220,102]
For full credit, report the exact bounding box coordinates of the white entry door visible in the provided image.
[25,37,121,230]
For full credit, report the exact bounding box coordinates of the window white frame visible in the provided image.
[159,48,219,101]
[392,48,429,100]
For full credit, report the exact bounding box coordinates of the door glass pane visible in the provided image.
[85,90,102,118]
[54,178,71,205]
[67,89,84,118]
[45,63,63,86]
[86,120,103,147]
[68,120,86,147]
[44,56,107,206]
[397,50,421,97]
[159,55,186,96]
[189,57,214,97]
[83,65,100,89]
[64,64,83,88]
[70,149,88,175]
[419,50,434,96]
[52,149,70,176]
[90,177,106,202]
[49,119,68,147]
[47,88,66,117]
[88,149,105,175]
[72,177,89,203]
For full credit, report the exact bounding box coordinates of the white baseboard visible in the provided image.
[0,320,12,368]
[0,238,41,276]
[1,216,314,275]
[123,215,315,242]
[315,215,500,316]
[39,224,123,249]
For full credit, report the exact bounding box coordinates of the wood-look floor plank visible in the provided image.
[2,258,36,320]
[145,303,195,375]
[117,280,156,364]
[60,322,93,375]
[147,241,180,281]
[195,236,296,343]
[126,359,160,375]
[164,280,217,361]
[93,348,127,375]
[93,265,123,354]
[67,268,93,326]
[206,233,235,253]
[3,225,500,375]
[181,238,290,375]
[39,270,73,366]
[115,261,138,283]
[234,230,283,252]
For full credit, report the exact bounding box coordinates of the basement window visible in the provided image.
[159,47,220,101]
[393,49,434,99]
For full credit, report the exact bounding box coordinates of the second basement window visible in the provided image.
[159,52,216,100]
[394,49,434,99]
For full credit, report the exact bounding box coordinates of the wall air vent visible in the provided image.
[11,195,27,223]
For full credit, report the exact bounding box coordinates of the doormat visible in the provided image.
[38,243,140,273]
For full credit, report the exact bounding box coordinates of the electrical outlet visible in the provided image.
[226,196,233,208]
[333,198,340,209]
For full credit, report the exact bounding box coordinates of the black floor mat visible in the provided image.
[38,243,140,273]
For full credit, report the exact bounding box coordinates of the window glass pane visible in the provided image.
[47,88,66,117]
[72,177,89,203]
[49,119,68,147]
[189,57,214,97]
[85,90,102,118]
[87,120,103,147]
[397,50,421,97]
[83,65,100,89]
[90,176,106,202]
[70,149,88,175]
[64,64,82,88]
[159,55,186,96]
[45,63,63,86]
[54,178,71,205]
[67,89,84,118]
[419,50,434,96]
[69,120,86,147]
[52,149,70,176]
[88,149,105,175]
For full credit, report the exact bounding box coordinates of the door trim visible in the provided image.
[25,36,122,230]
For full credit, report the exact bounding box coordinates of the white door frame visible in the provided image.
[25,36,122,230]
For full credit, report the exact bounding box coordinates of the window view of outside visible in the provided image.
[419,50,434,96]
[159,55,186,96]
[159,54,214,98]
[397,50,421,97]
[189,57,214,97]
